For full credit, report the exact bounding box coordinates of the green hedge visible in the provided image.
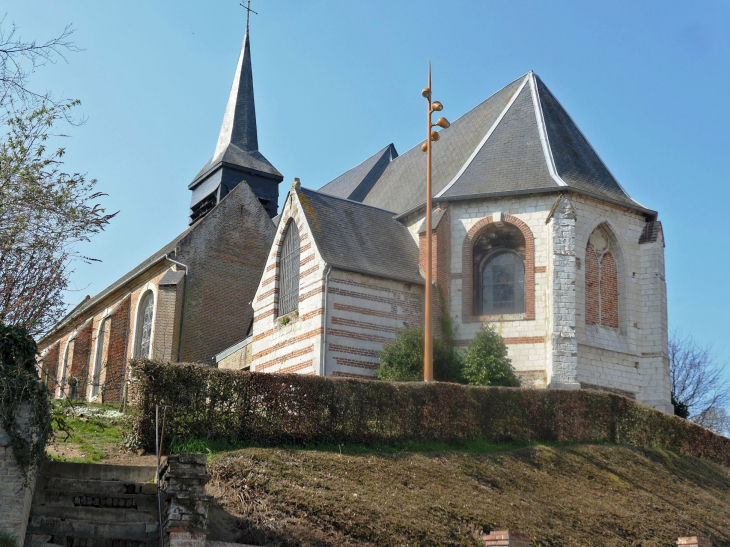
[126,360,730,466]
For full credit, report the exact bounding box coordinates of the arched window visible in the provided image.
[59,342,71,397]
[585,226,619,328]
[134,292,155,358]
[279,221,300,316]
[473,224,526,316]
[90,318,107,399]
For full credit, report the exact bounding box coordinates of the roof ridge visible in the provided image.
[533,74,645,208]
[529,72,567,188]
[435,73,531,198]
[299,186,398,216]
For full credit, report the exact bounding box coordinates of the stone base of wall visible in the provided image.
[0,403,38,542]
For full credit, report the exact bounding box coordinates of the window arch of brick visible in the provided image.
[585,223,621,329]
[277,217,301,317]
[133,290,155,359]
[462,215,535,322]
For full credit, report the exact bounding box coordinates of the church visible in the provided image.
[37,24,671,413]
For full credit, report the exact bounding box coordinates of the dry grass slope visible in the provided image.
[207,444,730,547]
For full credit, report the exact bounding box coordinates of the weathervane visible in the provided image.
[240,0,259,30]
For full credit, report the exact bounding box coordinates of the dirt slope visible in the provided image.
[206,444,730,547]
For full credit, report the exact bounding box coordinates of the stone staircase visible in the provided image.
[24,461,160,547]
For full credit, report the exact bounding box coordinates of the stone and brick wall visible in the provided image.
[251,188,325,375]
[37,181,275,401]
[0,403,37,542]
[325,270,423,378]
[177,181,276,365]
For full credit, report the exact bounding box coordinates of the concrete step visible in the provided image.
[25,532,156,547]
[27,515,158,540]
[30,504,158,524]
[44,477,157,496]
[34,489,158,512]
[40,461,157,483]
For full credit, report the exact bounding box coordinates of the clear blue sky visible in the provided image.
[7,1,730,378]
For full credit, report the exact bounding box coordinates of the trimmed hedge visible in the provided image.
[126,360,730,466]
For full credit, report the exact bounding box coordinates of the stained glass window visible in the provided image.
[279,222,300,316]
[481,251,525,315]
[473,224,526,316]
[135,292,154,358]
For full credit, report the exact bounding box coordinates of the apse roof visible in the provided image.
[317,72,650,216]
[295,188,423,284]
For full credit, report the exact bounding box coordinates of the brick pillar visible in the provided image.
[160,453,211,547]
[154,272,185,362]
[418,207,450,337]
[677,538,712,547]
[38,343,60,391]
[103,297,131,403]
[547,195,579,389]
[68,320,93,400]
[482,530,531,546]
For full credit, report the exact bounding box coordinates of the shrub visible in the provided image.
[376,326,462,383]
[126,360,730,467]
[461,325,520,387]
[0,529,17,547]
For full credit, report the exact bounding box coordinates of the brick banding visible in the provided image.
[328,344,379,358]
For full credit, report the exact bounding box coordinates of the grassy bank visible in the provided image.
[207,444,730,547]
[47,401,125,463]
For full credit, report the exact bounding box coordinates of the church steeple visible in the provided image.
[188,27,283,224]
[214,29,258,158]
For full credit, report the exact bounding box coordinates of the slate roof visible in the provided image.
[317,72,651,216]
[296,188,423,284]
[318,144,398,201]
[190,29,282,190]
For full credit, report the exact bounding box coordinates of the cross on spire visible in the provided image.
[240,0,258,30]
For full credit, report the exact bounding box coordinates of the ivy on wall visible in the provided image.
[0,325,53,484]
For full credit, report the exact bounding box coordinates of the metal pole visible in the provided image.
[424,61,433,382]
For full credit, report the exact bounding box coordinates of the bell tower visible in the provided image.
[188,27,282,224]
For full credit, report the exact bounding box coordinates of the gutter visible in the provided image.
[320,265,332,376]
[164,253,189,362]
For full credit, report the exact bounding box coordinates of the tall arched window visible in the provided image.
[59,342,71,397]
[279,221,300,316]
[473,224,526,316]
[585,226,619,328]
[134,292,155,358]
[90,318,107,399]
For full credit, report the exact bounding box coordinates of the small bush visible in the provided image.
[376,326,461,383]
[461,325,520,387]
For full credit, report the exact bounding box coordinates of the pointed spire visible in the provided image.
[214,29,258,158]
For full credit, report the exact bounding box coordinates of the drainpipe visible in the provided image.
[320,265,332,376]
[165,253,189,362]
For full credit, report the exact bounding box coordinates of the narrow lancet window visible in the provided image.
[279,221,300,316]
[135,292,154,358]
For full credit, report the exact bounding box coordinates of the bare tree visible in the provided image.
[0,20,116,337]
[0,17,78,115]
[670,328,730,435]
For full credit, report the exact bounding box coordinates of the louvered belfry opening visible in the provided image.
[279,221,300,316]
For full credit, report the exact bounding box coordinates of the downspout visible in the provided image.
[165,253,189,362]
[320,265,332,376]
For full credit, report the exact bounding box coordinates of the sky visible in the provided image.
[5,0,730,380]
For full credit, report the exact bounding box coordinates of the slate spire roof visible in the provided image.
[189,28,283,223]
[318,72,651,217]
[191,29,282,186]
